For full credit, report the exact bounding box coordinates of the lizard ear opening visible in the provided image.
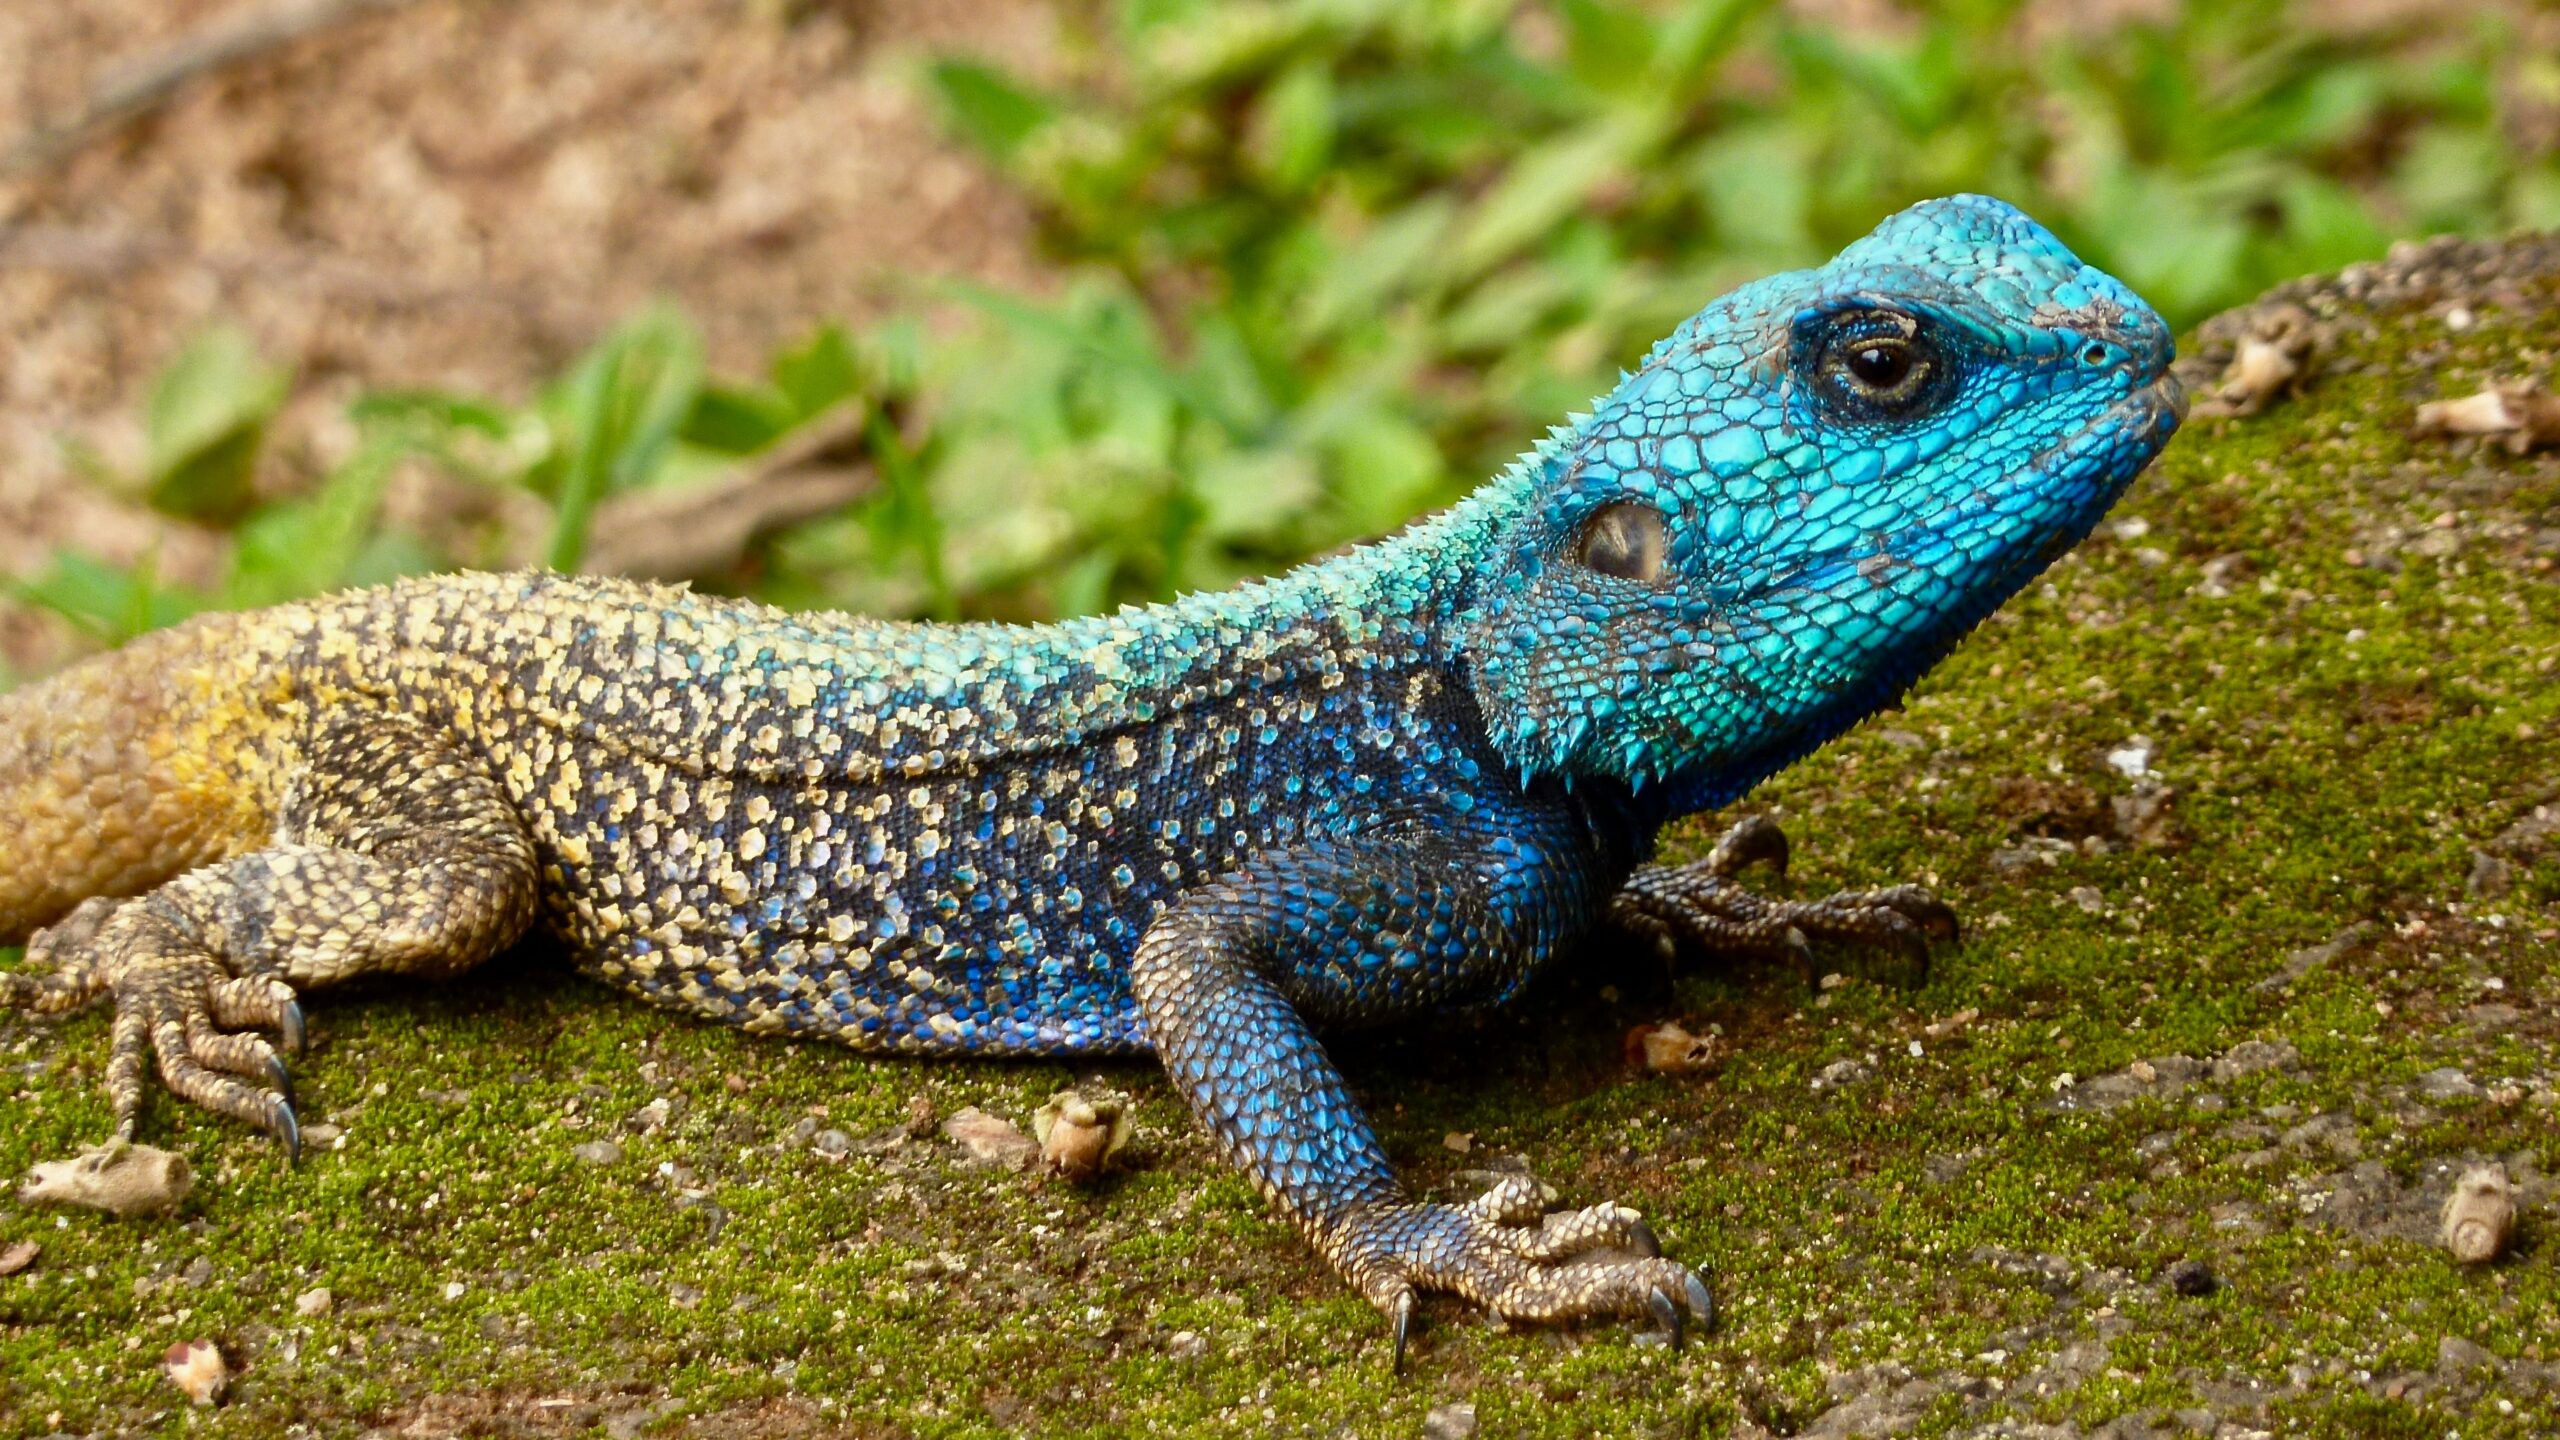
[1570,501,1667,584]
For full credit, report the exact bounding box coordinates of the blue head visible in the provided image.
[1456,195,2185,810]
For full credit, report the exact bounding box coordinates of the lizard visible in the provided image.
[0,194,2182,1358]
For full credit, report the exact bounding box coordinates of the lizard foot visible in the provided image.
[1329,1174,1713,1368]
[1610,815,1958,985]
[3,899,303,1161]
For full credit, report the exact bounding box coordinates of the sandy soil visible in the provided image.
[0,0,1058,671]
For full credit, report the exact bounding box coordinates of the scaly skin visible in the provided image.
[0,195,2182,1359]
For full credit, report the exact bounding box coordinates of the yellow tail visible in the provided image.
[0,609,291,943]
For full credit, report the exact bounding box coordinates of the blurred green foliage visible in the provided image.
[23,0,2560,637]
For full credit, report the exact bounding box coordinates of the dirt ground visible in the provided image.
[0,0,1059,674]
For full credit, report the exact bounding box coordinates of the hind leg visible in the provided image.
[1,711,538,1156]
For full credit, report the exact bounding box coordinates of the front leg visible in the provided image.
[1611,815,1959,984]
[1129,837,1711,1365]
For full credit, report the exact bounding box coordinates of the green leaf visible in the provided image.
[353,389,547,491]
[13,549,204,643]
[351,390,518,439]
[1191,447,1319,545]
[945,281,1234,432]
[683,384,800,455]
[2083,170,2250,326]
[1652,0,1774,92]
[928,60,1060,163]
[1323,406,1445,536]
[1299,196,1454,341]
[2274,173,2390,279]
[544,306,706,572]
[771,324,866,419]
[2393,125,2503,231]
[1448,111,1662,279]
[142,325,291,522]
[1554,0,1656,94]
[1689,123,1816,261]
[224,439,401,609]
[1247,60,1335,192]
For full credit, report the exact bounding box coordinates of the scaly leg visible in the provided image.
[1,711,538,1156]
[1611,814,1959,985]
[1130,836,1712,1366]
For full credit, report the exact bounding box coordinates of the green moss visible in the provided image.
[4,276,2557,1436]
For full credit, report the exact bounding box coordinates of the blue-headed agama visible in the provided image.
[0,195,2183,1360]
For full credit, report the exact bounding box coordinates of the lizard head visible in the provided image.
[1458,193,2185,808]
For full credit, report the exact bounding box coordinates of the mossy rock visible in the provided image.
[3,238,2557,1437]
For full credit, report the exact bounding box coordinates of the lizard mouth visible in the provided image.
[1740,368,2188,606]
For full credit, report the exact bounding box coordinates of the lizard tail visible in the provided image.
[0,609,289,944]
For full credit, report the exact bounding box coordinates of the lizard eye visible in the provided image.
[1813,313,1949,419]
[1572,501,1667,583]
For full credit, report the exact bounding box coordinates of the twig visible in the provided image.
[2,0,418,180]
[0,223,609,335]
[579,405,879,581]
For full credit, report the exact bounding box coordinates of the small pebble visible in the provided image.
[1625,1021,1724,1075]
[572,1140,624,1166]
[20,1144,191,1217]
[2167,1259,2217,1296]
[2442,1163,2517,1265]
[1815,1059,1872,1089]
[1032,1089,1133,1182]
[811,1129,853,1162]
[942,1107,1040,1171]
[0,1240,36,1276]
[2416,1068,2479,1101]
[295,1286,333,1317]
[1423,1402,1478,1440]
[2438,1335,2499,1373]
[443,1281,467,1301]
[1167,1329,1208,1360]
[161,1340,227,1406]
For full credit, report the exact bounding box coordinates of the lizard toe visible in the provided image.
[210,975,307,1054]
[1702,814,1792,880]
[1329,1182,1709,1350]
[98,925,301,1154]
[1,895,127,1016]
[1613,849,1960,989]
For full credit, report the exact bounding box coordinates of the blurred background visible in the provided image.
[2,0,2555,678]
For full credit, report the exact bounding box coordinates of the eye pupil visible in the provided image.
[1572,501,1667,583]
[1847,343,1910,388]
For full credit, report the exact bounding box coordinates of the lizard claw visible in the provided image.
[277,997,306,1055]
[1626,1215,1663,1258]
[1684,1270,1715,1334]
[1388,1287,1416,1374]
[270,1099,301,1165]
[1648,1284,1684,1349]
